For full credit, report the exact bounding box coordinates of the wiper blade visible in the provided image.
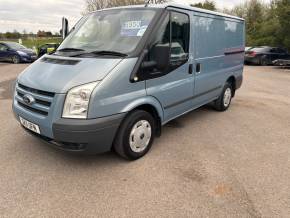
[91,50,128,57]
[57,48,85,52]
[72,50,128,57]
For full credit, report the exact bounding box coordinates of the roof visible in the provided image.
[0,41,19,44]
[96,3,244,21]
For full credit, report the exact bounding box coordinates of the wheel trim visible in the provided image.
[223,88,232,107]
[12,56,19,63]
[129,120,152,153]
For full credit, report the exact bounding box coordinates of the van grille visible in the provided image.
[16,83,55,117]
[18,83,55,97]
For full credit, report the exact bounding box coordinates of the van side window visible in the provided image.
[170,12,190,66]
[139,11,190,80]
[277,48,286,54]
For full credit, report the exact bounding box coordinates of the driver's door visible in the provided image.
[144,10,194,123]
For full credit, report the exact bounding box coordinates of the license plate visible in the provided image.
[19,117,40,134]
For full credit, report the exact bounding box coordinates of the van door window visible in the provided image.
[140,11,190,79]
[170,12,190,68]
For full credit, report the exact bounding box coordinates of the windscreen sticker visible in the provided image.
[121,20,149,37]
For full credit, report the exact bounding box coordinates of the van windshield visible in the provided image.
[58,9,157,55]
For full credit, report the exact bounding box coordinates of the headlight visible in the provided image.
[17,51,28,56]
[62,82,99,119]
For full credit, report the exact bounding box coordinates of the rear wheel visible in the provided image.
[12,55,20,64]
[260,57,269,66]
[214,82,233,111]
[113,110,156,160]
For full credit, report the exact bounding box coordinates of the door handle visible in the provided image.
[196,63,201,74]
[188,64,193,74]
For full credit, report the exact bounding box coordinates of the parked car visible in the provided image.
[245,46,289,66]
[273,57,290,66]
[12,3,245,160]
[37,43,60,58]
[0,42,37,64]
[245,47,253,51]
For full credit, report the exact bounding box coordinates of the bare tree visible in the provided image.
[84,0,107,12]
[84,0,168,13]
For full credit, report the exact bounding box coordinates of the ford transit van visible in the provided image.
[13,4,245,160]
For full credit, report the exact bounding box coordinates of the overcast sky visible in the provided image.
[0,0,268,33]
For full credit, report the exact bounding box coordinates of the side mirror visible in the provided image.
[61,17,69,39]
[142,44,170,71]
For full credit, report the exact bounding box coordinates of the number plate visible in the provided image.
[19,117,40,134]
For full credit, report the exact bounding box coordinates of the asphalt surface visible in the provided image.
[0,63,290,217]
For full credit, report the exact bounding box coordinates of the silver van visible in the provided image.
[13,4,245,160]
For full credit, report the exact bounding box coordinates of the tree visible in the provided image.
[226,0,290,50]
[84,0,167,13]
[274,0,290,49]
[191,0,216,11]
[13,29,21,38]
[45,31,53,37]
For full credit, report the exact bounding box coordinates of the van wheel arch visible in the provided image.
[226,76,236,97]
[131,104,162,137]
[117,104,162,139]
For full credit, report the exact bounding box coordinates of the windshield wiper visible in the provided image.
[72,50,128,57]
[92,50,128,57]
[57,48,85,52]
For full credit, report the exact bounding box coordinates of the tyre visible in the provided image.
[214,82,233,112]
[12,55,20,64]
[113,110,156,160]
[260,57,268,66]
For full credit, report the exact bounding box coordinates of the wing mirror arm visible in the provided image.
[141,61,157,69]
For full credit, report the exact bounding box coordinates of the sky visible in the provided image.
[0,0,269,33]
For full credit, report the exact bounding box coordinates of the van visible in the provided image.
[12,3,245,160]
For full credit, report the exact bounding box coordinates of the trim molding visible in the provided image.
[224,50,245,55]
[164,86,222,110]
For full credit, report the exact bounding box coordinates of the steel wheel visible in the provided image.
[12,55,20,64]
[223,88,232,107]
[213,82,233,111]
[129,120,152,153]
[113,110,156,160]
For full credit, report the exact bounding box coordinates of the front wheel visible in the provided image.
[214,83,233,111]
[12,55,20,64]
[113,110,156,160]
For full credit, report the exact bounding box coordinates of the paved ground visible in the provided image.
[0,63,290,218]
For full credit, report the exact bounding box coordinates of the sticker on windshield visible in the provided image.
[121,20,149,37]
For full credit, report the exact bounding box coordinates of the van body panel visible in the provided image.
[18,55,122,93]
[192,12,244,106]
[120,95,164,121]
[88,58,149,119]
[146,9,195,123]
[146,65,194,122]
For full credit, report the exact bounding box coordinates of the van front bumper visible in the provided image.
[24,113,126,155]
